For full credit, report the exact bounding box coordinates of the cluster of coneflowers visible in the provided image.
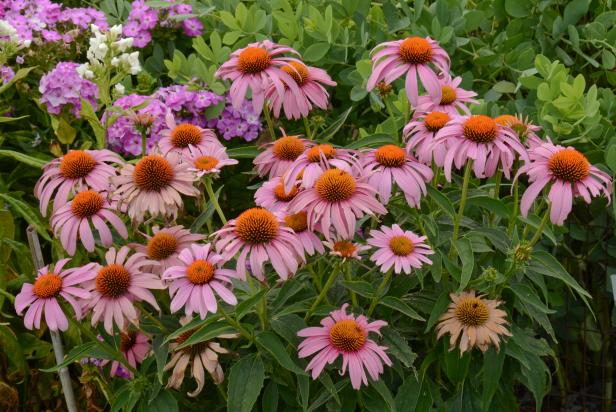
[15,33,612,395]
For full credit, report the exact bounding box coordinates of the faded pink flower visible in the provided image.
[253,134,314,179]
[110,330,150,378]
[266,61,336,120]
[254,176,301,213]
[216,40,302,113]
[214,208,305,282]
[404,111,451,166]
[282,144,360,193]
[367,36,450,105]
[288,168,387,240]
[367,224,434,274]
[158,112,221,158]
[187,144,238,178]
[51,190,128,256]
[35,149,121,216]
[15,259,96,331]
[130,225,204,276]
[432,115,529,181]
[323,238,371,261]
[112,154,199,222]
[282,211,324,256]
[297,304,392,389]
[415,75,478,115]
[495,114,543,149]
[518,142,612,225]
[362,144,433,207]
[84,246,165,334]
[163,244,239,319]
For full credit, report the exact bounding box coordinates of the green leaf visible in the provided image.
[0,193,50,241]
[147,391,178,412]
[303,42,330,62]
[346,134,395,149]
[529,251,592,307]
[340,280,374,297]
[482,347,505,412]
[371,379,396,412]
[255,331,306,375]
[492,81,516,93]
[80,98,106,148]
[395,374,432,412]
[454,238,474,291]
[236,289,268,320]
[227,146,260,159]
[319,107,353,142]
[424,290,450,333]
[52,116,77,145]
[382,327,417,368]
[40,341,120,372]
[227,355,265,412]
[297,374,310,412]
[0,115,28,123]
[262,381,279,412]
[152,335,168,384]
[427,186,455,217]
[379,296,425,321]
[563,0,589,26]
[504,0,531,18]
[466,196,509,218]
[176,321,236,350]
[0,150,49,168]
[270,314,305,346]
[0,325,27,376]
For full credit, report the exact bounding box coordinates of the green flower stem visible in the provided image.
[204,177,227,224]
[432,166,441,189]
[140,129,147,158]
[303,117,312,139]
[493,169,502,199]
[218,305,254,343]
[263,105,276,140]
[507,178,519,236]
[448,161,473,258]
[367,270,393,317]
[528,205,551,247]
[305,264,340,322]
[343,262,358,309]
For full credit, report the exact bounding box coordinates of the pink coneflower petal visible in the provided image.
[404,111,451,166]
[51,190,128,256]
[516,141,612,225]
[432,114,528,181]
[367,224,434,275]
[130,225,204,276]
[15,259,97,332]
[266,61,336,120]
[288,168,387,240]
[159,111,223,159]
[253,134,314,179]
[112,153,199,222]
[35,149,122,216]
[415,75,478,115]
[83,246,165,334]
[216,40,302,113]
[214,208,306,282]
[362,144,433,207]
[367,37,451,105]
[297,304,392,389]
[163,243,239,319]
[110,330,151,378]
